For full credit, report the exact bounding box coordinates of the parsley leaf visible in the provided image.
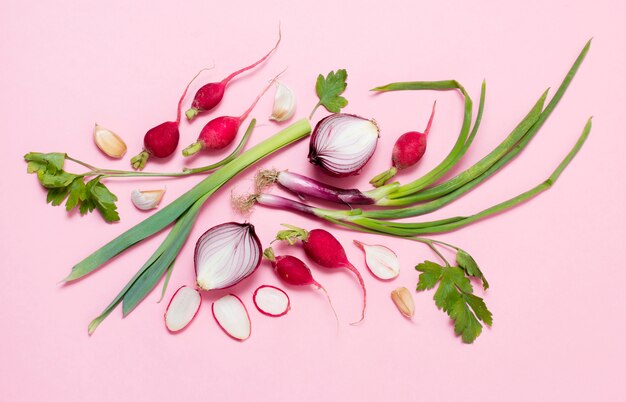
[416,260,444,290]
[311,69,348,118]
[24,152,66,174]
[456,249,489,289]
[24,153,120,222]
[415,261,492,343]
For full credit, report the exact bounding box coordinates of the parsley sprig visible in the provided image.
[310,69,348,118]
[415,246,492,343]
[23,120,257,222]
[25,152,120,222]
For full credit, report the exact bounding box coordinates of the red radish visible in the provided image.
[164,286,202,332]
[130,68,211,170]
[182,75,279,157]
[276,225,367,325]
[353,240,400,280]
[185,29,281,121]
[253,285,290,317]
[212,294,251,341]
[263,247,338,323]
[369,101,437,186]
[276,225,367,324]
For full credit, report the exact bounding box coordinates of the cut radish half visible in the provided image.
[164,286,202,332]
[212,294,251,340]
[354,240,400,280]
[253,285,290,316]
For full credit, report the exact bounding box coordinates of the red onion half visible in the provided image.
[195,222,262,291]
[308,113,380,177]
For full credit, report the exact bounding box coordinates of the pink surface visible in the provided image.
[2,1,625,401]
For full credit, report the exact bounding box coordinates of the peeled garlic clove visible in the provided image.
[93,123,127,158]
[354,240,400,280]
[131,189,165,210]
[391,287,414,318]
[269,82,296,122]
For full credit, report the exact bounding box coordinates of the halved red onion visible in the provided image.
[164,286,202,332]
[253,285,290,316]
[308,113,380,177]
[212,294,251,340]
[195,222,262,291]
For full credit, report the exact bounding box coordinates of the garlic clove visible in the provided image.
[93,123,127,158]
[354,240,400,280]
[391,287,415,318]
[269,81,296,122]
[131,189,165,210]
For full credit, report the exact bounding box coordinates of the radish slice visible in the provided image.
[212,294,251,340]
[354,240,400,280]
[253,285,290,316]
[164,286,202,332]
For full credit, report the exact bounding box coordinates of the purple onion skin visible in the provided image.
[194,222,262,290]
[308,114,378,177]
[257,194,319,217]
[277,171,375,205]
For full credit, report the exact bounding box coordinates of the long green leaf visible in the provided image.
[66,118,311,282]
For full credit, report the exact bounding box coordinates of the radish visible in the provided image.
[263,247,338,323]
[185,30,281,121]
[164,286,202,332]
[276,225,367,324]
[253,285,290,316]
[182,75,279,157]
[212,294,251,341]
[130,68,211,170]
[353,240,400,280]
[370,101,437,186]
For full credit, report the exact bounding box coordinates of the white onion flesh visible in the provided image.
[212,294,251,340]
[309,113,379,177]
[253,285,290,316]
[354,240,400,280]
[164,286,202,332]
[195,222,262,291]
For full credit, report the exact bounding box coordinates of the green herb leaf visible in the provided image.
[456,249,489,289]
[415,260,444,290]
[24,152,66,174]
[315,69,348,114]
[416,261,492,343]
[87,178,119,222]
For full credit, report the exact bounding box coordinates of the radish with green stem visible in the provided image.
[263,247,338,324]
[275,225,367,324]
[185,29,281,121]
[182,75,280,157]
[370,101,436,187]
[130,68,212,170]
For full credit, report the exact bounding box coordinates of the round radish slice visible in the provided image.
[165,286,202,332]
[354,240,400,280]
[253,285,290,316]
[212,294,251,340]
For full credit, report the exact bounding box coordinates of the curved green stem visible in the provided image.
[71,119,257,179]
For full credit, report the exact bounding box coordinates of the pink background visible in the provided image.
[2,0,625,401]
